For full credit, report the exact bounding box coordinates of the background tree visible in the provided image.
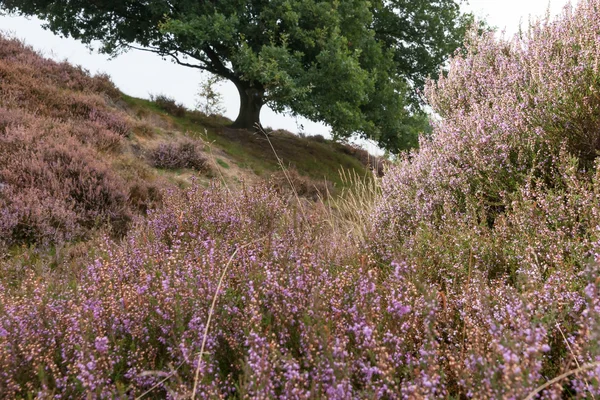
[196,73,225,116]
[0,0,473,152]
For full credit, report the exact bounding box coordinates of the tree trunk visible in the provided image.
[231,81,264,130]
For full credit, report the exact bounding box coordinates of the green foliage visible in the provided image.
[216,158,230,169]
[195,73,225,116]
[0,0,473,153]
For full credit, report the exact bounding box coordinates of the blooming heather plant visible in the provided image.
[368,0,600,396]
[0,179,599,398]
[0,37,127,129]
[375,0,600,253]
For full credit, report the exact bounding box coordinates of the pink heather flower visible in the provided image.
[94,336,109,354]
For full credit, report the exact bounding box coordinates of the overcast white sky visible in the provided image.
[0,0,579,151]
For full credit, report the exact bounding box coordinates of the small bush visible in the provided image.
[195,74,225,116]
[89,72,122,99]
[68,122,124,153]
[375,0,600,254]
[88,106,130,136]
[150,93,187,117]
[149,139,208,171]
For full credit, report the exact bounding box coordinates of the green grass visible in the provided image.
[216,158,230,169]
[121,93,373,189]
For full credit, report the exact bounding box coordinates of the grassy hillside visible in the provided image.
[121,94,377,188]
[0,35,377,249]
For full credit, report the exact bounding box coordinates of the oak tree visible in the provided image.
[1,0,472,152]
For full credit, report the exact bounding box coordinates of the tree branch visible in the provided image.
[124,44,223,75]
[202,45,235,79]
[123,43,237,80]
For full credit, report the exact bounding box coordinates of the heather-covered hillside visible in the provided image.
[2,0,600,398]
[0,36,154,246]
[0,35,374,249]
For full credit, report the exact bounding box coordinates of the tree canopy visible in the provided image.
[0,0,473,152]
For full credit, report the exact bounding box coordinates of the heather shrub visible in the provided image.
[0,107,31,131]
[0,186,80,246]
[66,121,124,153]
[112,156,164,214]
[0,35,131,142]
[88,72,122,100]
[150,93,187,117]
[1,180,600,397]
[87,104,130,136]
[148,139,209,171]
[371,153,600,286]
[361,1,600,396]
[0,36,118,98]
[0,123,132,246]
[0,182,340,397]
[374,0,600,254]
